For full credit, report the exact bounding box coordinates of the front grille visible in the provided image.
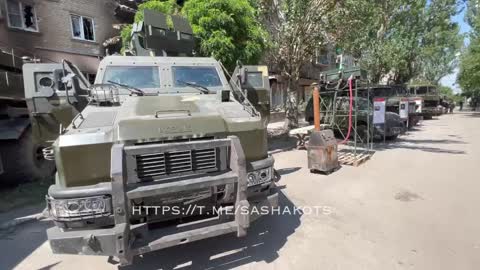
[424,100,439,107]
[135,148,218,181]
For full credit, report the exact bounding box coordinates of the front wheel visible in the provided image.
[385,134,399,140]
[0,127,55,187]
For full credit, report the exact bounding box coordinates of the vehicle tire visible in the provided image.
[385,134,399,140]
[0,127,55,187]
[423,115,433,120]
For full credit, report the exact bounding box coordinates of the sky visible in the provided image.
[439,2,471,94]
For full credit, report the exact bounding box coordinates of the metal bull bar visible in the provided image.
[110,136,250,265]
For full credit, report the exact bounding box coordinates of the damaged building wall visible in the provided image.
[0,0,120,74]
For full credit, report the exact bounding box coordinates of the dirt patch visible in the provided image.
[395,190,423,202]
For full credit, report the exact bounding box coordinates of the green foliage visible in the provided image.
[182,0,268,70]
[120,24,133,53]
[458,38,480,97]
[134,0,180,22]
[120,0,180,52]
[458,0,480,98]
[420,0,463,83]
[335,0,462,84]
[119,0,266,70]
[440,85,454,96]
[439,86,463,102]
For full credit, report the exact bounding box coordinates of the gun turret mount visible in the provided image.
[128,9,195,57]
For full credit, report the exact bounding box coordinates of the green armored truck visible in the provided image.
[0,49,56,185]
[408,84,442,119]
[370,85,421,128]
[23,10,277,266]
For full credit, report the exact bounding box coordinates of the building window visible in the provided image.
[70,14,95,41]
[6,0,38,32]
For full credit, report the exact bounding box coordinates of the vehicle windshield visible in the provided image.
[102,66,160,89]
[173,66,222,88]
[373,87,393,97]
[246,72,264,87]
[395,87,408,95]
[416,86,428,95]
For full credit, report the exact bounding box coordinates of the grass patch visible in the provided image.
[0,177,53,213]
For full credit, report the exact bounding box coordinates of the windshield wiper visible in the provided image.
[107,80,144,96]
[176,80,209,94]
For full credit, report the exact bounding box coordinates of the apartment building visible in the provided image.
[0,0,120,79]
[268,46,350,110]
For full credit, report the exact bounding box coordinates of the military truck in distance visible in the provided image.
[305,96,405,140]
[0,48,56,185]
[408,84,442,119]
[23,10,277,266]
[369,85,421,128]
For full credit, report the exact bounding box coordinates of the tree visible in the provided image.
[420,0,463,83]
[116,0,267,71]
[336,0,462,85]
[182,0,268,71]
[334,0,426,84]
[458,40,480,99]
[119,0,180,52]
[458,0,480,100]
[258,0,336,129]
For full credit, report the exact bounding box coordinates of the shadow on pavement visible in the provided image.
[394,138,467,145]
[461,113,480,118]
[268,136,297,155]
[122,191,301,270]
[0,219,52,270]
[37,261,62,270]
[276,167,301,176]
[374,138,467,155]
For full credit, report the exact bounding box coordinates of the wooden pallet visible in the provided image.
[337,151,372,167]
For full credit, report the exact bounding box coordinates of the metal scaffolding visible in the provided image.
[317,67,374,166]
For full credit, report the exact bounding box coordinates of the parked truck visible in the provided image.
[369,85,422,128]
[0,48,56,186]
[23,10,278,265]
[408,84,442,119]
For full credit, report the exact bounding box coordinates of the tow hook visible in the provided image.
[273,169,281,182]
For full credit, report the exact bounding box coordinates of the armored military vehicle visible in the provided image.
[369,85,421,128]
[0,48,56,186]
[408,84,442,119]
[305,95,405,140]
[23,10,277,265]
[305,67,405,141]
[440,95,454,114]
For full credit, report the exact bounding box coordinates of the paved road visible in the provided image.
[1,112,480,270]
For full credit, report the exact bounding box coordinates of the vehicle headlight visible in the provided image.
[48,195,112,220]
[247,167,273,187]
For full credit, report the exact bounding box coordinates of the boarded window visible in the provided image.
[70,14,95,41]
[6,0,38,31]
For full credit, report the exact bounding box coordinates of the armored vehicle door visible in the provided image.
[230,65,271,122]
[23,60,90,144]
